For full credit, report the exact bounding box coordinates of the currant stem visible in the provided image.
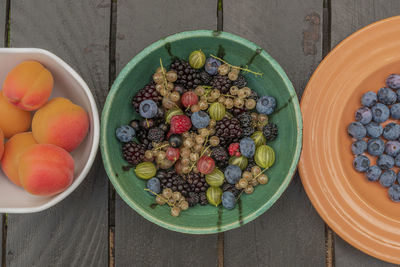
[144,189,175,207]
[210,54,263,76]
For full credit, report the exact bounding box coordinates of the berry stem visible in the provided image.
[154,143,169,150]
[144,189,176,207]
[254,168,268,179]
[159,58,169,90]
[210,54,263,76]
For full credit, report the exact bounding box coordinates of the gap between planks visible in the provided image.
[322,0,334,266]
[108,0,117,267]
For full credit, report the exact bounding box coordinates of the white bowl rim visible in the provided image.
[0,48,100,213]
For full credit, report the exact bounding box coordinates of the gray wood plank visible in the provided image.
[0,0,5,46]
[115,0,218,266]
[331,1,400,265]
[5,1,110,266]
[223,1,325,266]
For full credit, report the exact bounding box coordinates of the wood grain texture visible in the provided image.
[331,1,400,265]
[115,0,218,266]
[223,1,325,266]
[5,1,110,266]
[0,0,5,46]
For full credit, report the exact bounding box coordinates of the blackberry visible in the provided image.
[122,142,145,165]
[137,129,153,149]
[238,112,252,128]
[211,74,232,93]
[199,71,212,84]
[158,169,191,197]
[215,118,243,146]
[222,183,241,197]
[245,159,257,173]
[199,192,208,205]
[170,59,201,89]
[263,123,278,141]
[132,83,162,112]
[233,75,247,88]
[242,127,254,137]
[186,172,208,193]
[211,146,229,168]
[187,192,200,207]
[147,127,165,143]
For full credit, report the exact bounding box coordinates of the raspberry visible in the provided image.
[170,115,192,134]
[228,143,241,156]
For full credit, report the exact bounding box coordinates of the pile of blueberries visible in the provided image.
[348,74,400,203]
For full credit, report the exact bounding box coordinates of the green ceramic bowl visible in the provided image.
[101,30,302,234]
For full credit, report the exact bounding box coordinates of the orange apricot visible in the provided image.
[0,92,31,138]
[0,129,4,160]
[0,132,37,187]
[32,97,89,152]
[19,144,74,196]
[2,61,53,111]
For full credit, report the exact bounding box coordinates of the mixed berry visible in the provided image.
[348,73,400,203]
[116,50,278,216]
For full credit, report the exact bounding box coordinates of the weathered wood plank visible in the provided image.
[0,0,5,46]
[223,1,325,266]
[115,0,218,266]
[331,1,400,265]
[5,1,110,266]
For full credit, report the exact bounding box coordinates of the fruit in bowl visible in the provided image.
[0,48,99,212]
[101,30,302,233]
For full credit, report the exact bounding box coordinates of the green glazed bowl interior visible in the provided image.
[101,30,302,234]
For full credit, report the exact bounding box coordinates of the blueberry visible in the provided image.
[395,154,400,167]
[224,165,242,184]
[382,123,400,140]
[367,138,385,156]
[116,125,136,142]
[353,155,370,172]
[347,122,366,139]
[365,122,382,138]
[146,178,161,196]
[191,111,210,129]
[386,74,400,90]
[361,91,377,107]
[371,103,390,123]
[390,103,400,119]
[397,90,400,102]
[388,184,400,202]
[222,191,236,210]
[380,170,396,187]
[355,107,372,125]
[139,99,158,119]
[239,137,256,158]
[205,57,222,75]
[377,154,394,170]
[351,140,367,155]
[385,141,400,157]
[366,165,382,182]
[256,96,276,115]
[377,87,397,105]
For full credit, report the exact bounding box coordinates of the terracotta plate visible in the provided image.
[299,16,400,264]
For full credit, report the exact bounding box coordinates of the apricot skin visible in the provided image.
[2,61,53,111]
[0,129,4,160]
[32,97,89,152]
[19,144,74,196]
[0,92,31,138]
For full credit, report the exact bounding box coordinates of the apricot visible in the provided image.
[32,97,89,152]
[0,132,37,187]
[0,92,31,138]
[19,144,74,196]
[0,129,4,160]
[2,61,53,111]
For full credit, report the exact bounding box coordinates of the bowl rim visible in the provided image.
[0,48,100,213]
[101,30,303,234]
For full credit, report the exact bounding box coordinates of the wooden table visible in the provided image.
[0,0,399,266]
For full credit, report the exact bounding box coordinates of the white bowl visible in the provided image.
[0,48,100,213]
